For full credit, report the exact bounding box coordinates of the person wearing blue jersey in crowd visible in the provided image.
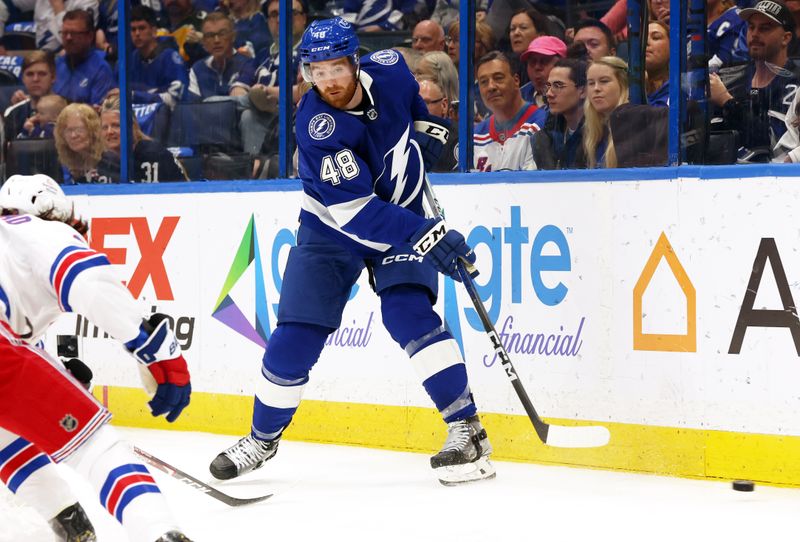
[4,51,57,144]
[187,12,253,100]
[53,9,116,105]
[341,0,416,31]
[708,0,750,67]
[646,21,670,106]
[230,0,307,160]
[130,5,189,107]
[224,0,270,62]
[210,17,495,487]
[710,0,800,162]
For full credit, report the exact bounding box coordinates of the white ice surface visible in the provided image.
[2,427,800,542]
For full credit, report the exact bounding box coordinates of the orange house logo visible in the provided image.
[633,232,696,352]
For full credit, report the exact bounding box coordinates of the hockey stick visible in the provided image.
[133,446,273,506]
[422,181,610,448]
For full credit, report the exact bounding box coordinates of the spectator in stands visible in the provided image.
[187,12,253,100]
[224,0,270,61]
[96,96,187,182]
[18,94,66,139]
[584,56,630,168]
[508,8,550,58]
[164,0,208,65]
[418,74,458,172]
[445,20,496,67]
[532,58,588,170]
[54,102,104,183]
[4,51,57,144]
[231,0,308,163]
[651,0,670,24]
[572,19,617,61]
[710,0,800,162]
[788,0,800,32]
[341,0,410,32]
[53,9,116,105]
[412,19,446,53]
[415,51,458,104]
[520,35,566,109]
[473,51,541,171]
[34,0,98,51]
[708,0,749,67]
[431,0,489,33]
[130,5,189,108]
[646,21,670,106]
[444,21,496,119]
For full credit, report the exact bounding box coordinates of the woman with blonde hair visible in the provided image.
[97,95,187,182]
[415,50,459,119]
[583,56,629,168]
[54,103,105,183]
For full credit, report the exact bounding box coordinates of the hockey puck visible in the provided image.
[732,480,755,492]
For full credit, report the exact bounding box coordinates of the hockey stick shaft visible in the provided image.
[422,180,609,448]
[133,446,273,506]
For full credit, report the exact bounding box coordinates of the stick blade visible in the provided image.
[544,424,610,448]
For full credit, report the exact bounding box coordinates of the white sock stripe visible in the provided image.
[262,366,306,386]
[440,386,473,420]
[404,325,446,357]
[409,338,464,382]
[255,374,305,409]
[252,426,282,441]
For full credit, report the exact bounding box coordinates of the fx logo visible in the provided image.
[90,217,180,300]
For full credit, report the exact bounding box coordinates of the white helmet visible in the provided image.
[0,174,74,222]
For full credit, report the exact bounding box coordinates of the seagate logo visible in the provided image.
[309,113,335,140]
[371,49,399,66]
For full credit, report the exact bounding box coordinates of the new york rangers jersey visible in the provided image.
[473,103,541,171]
[295,49,432,257]
[0,215,146,345]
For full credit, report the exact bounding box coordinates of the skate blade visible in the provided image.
[435,457,496,486]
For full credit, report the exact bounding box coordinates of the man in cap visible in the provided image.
[710,0,800,161]
[520,35,567,111]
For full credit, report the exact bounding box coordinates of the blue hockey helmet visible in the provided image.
[299,17,360,82]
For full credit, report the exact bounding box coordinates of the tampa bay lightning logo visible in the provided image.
[309,113,335,140]
[371,49,399,66]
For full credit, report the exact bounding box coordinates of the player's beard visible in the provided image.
[318,77,358,109]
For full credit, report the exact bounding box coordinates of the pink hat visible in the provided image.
[520,36,567,62]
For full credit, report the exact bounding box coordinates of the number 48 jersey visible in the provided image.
[295,50,433,258]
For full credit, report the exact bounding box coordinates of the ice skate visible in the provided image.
[209,434,279,480]
[49,502,96,542]
[431,415,496,486]
[155,531,193,541]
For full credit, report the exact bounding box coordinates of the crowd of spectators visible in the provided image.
[0,0,798,182]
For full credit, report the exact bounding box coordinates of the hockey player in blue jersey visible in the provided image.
[210,17,495,486]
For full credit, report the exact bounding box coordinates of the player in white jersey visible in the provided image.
[0,174,193,542]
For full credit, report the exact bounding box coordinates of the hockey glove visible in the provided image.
[126,313,192,422]
[410,218,476,281]
[413,118,450,172]
[146,356,191,423]
[63,358,93,390]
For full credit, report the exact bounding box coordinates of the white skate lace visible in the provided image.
[440,420,472,452]
[224,436,271,468]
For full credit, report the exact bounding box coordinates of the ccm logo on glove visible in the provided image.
[412,220,448,255]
